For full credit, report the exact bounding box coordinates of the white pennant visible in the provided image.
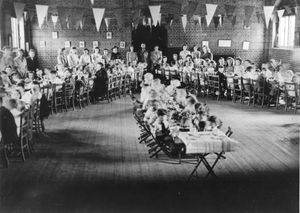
[263,6,274,29]
[51,14,58,27]
[35,5,49,29]
[14,2,26,21]
[92,8,105,32]
[182,14,187,32]
[90,0,94,5]
[157,13,162,26]
[205,4,218,27]
[170,19,173,27]
[149,5,161,26]
[198,16,201,27]
[104,18,110,31]
[148,17,152,26]
[277,9,285,19]
[24,11,28,21]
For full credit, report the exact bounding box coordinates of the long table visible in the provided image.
[176,130,239,181]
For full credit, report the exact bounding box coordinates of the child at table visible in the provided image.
[205,115,223,131]
[6,98,22,135]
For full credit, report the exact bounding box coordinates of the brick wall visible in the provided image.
[26,0,269,69]
[167,0,266,65]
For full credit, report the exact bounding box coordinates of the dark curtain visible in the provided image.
[132,25,168,52]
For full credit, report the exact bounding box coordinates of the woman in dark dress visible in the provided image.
[93,62,108,100]
[200,45,213,60]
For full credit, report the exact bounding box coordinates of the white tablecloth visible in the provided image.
[177,131,239,154]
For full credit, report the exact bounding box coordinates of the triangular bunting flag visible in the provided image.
[182,14,187,32]
[149,5,161,26]
[263,6,274,28]
[24,11,28,21]
[105,18,111,31]
[14,2,25,21]
[181,0,189,14]
[244,5,255,27]
[35,4,49,29]
[277,9,285,19]
[90,0,94,5]
[187,1,199,20]
[232,15,237,27]
[213,16,220,29]
[205,4,218,27]
[157,13,161,26]
[51,14,58,27]
[92,8,105,32]
[224,4,236,17]
[256,11,262,23]
[195,3,207,17]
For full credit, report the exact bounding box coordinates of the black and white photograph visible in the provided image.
[0,0,299,213]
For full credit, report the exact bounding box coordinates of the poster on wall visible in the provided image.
[79,41,85,48]
[65,41,71,48]
[40,41,46,48]
[218,40,232,47]
[202,41,209,47]
[242,41,250,50]
[52,32,58,39]
[106,32,112,39]
[93,41,99,49]
[120,41,126,49]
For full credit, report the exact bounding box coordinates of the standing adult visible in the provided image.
[26,49,39,73]
[91,47,102,64]
[79,48,92,68]
[93,62,108,100]
[126,45,138,65]
[179,44,191,61]
[110,46,122,61]
[57,48,69,69]
[150,45,163,67]
[14,49,28,79]
[67,47,79,69]
[191,45,201,60]
[0,46,14,71]
[137,43,148,63]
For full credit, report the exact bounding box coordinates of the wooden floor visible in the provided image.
[0,96,299,213]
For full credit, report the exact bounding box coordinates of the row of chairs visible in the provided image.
[156,69,300,114]
[133,107,233,164]
[41,81,95,114]
[2,100,43,168]
[107,75,132,102]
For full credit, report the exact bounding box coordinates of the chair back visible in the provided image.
[284,82,298,97]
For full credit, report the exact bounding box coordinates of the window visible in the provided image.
[11,17,19,48]
[10,17,25,49]
[274,15,296,48]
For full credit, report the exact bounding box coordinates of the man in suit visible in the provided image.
[26,49,39,73]
[137,43,148,63]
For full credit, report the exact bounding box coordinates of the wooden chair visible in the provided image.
[284,82,299,113]
[63,83,75,111]
[266,81,280,109]
[241,78,252,105]
[232,77,243,103]
[226,76,235,101]
[252,79,266,107]
[19,110,31,161]
[207,75,220,100]
[75,80,86,109]
[107,77,115,103]
[32,99,42,134]
[52,84,64,113]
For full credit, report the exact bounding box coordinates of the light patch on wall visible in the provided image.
[79,41,85,48]
[242,41,250,50]
[65,41,71,48]
[52,31,58,39]
[39,41,46,48]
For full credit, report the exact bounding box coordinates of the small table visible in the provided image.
[176,131,239,181]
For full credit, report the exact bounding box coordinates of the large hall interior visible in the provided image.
[0,0,299,212]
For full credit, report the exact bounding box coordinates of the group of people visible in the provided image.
[134,72,222,136]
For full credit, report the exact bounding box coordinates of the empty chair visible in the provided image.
[52,84,64,113]
[63,83,75,111]
[284,82,299,113]
[252,78,266,107]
